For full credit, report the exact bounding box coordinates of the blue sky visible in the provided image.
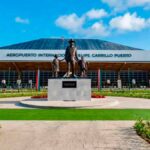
[0,0,150,49]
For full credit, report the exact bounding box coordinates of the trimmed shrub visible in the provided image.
[134,119,150,143]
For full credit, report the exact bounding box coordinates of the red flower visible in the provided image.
[31,93,105,99]
[31,95,47,99]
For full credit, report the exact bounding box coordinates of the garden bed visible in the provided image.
[134,119,150,144]
[31,93,105,99]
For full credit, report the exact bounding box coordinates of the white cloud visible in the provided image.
[55,10,109,37]
[110,12,149,32]
[55,9,150,37]
[88,22,109,36]
[86,9,108,19]
[15,17,30,24]
[55,13,84,32]
[128,0,150,7]
[78,22,109,37]
[55,15,108,37]
[102,0,124,11]
[102,0,150,11]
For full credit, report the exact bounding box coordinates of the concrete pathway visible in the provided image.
[107,96,150,109]
[0,96,150,109]
[0,97,31,109]
[0,121,149,150]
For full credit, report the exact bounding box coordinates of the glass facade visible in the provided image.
[0,70,149,88]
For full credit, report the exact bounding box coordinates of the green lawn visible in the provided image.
[0,89,46,98]
[0,89,150,99]
[0,109,150,120]
[94,89,150,99]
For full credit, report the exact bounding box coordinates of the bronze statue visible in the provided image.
[78,56,88,77]
[65,39,78,77]
[52,54,60,78]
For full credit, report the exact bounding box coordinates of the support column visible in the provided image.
[97,68,102,91]
[8,67,11,88]
[36,68,40,91]
[149,71,150,88]
[128,68,131,90]
[117,71,122,89]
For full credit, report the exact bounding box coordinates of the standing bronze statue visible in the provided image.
[78,56,88,77]
[65,39,78,78]
[52,54,60,78]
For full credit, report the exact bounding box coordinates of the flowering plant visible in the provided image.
[31,95,47,99]
[31,93,105,99]
[91,93,105,98]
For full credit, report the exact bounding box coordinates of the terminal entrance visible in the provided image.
[0,70,149,89]
[0,62,149,89]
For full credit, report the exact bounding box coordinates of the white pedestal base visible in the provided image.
[48,79,91,101]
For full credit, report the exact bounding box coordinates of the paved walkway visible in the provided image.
[0,97,31,109]
[0,121,149,150]
[0,96,150,109]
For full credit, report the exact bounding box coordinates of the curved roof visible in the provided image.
[0,38,141,50]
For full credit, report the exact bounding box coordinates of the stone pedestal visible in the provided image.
[48,79,91,101]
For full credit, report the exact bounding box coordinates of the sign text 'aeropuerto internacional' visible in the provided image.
[0,50,150,62]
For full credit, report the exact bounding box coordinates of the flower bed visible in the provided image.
[31,93,105,99]
[91,93,105,98]
[31,95,47,99]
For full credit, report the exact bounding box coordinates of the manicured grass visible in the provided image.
[0,90,47,98]
[94,89,150,99]
[0,89,150,99]
[0,109,150,120]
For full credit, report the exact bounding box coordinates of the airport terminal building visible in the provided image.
[0,38,150,89]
